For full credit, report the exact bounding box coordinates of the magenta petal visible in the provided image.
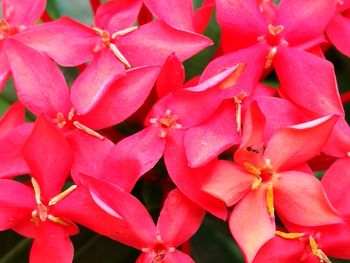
[30,222,73,263]
[0,179,35,230]
[0,123,32,178]
[323,118,350,157]
[78,66,160,130]
[144,0,195,31]
[82,175,157,249]
[14,17,97,66]
[322,157,350,216]
[193,0,214,34]
[117,20,212,66]
[157,189,205,247]
[71,49,126,115]
[275,46,344,116]
[163,250,194,263]
[5,39,71,118]
[275,0,336,46]
[184,101,240,167]
[164,132,227,220]
[95,0,143,33]
[156,53,185,98]
[0,41,10,93]
[216,0,267,52]
[264,115,338,172]
[103,126,165,192]
[274,171,341,226]
[67,130,115,184]
[202,160,254,207]
[0,102,25,138]
[22,115,72,200]
[3,0,46,26]
[326,12,350,57]
[229,187,275,263]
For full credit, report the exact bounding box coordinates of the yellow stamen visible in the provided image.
[251,177,262,190]
[276,231,304,239]
[111,26,138,39]
[233,92,247,132]
[31,177,42,205]
[264,47,278,69]
[109,43,132,68]
[73,121,105,140]
[68,108,75,121]
[309,236,332,263]
[242,162,261,176]
[266,184,274,217]
[48,215,71,226]
[48,185,77,206]
[268,24,284,36]
[218,63,246,89]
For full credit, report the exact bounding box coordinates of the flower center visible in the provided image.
[149,109,183,138]
[0,19,24,39]
[53,108,105,140]
[92,26,137,69]
[31,177,77,227]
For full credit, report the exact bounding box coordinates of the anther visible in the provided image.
[268,24,284,36]
[309,236,331,263]
[73,121,105,140]
[109,44,132,68]
[47,215,71,226]
[234,92,247,132]
[111,26,138,39]
[48,185,77,206]
[265,47,278,69]
[243,162,261,177]
[275,231,304,239]
[218,63,246,90]
[266,184,275,217]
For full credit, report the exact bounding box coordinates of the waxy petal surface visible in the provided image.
[14,17,97,66]
[202,160,255,207]
[78,66,160,130]
[274,171,341,226]
[22,115,73,200]
[0,102,25,138]
[275,46,344,116]
[264,115,338,171]
[327,12,350,57]
[117,20,212,66]
[230,187,275,263]
[5,39,71,118]
[3,0,46,26]
[157,189,205,247]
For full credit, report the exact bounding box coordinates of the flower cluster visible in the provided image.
[1,0,350,262]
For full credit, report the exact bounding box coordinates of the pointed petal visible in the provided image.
[95,0,143,33]
[202,160,254,207]
[71,49,125,114]
[216,0,267,52]
[117,20,212,66]
[234,101,266,168]
[275,0,336,46]
[193,0,215,34]
[0,123,32,178]
[0,41,10,93]
[30,222,73,263]
[229,187,275,263]
[5,39,71,118]
[275,47,344,116]
[326,12,350,57]
[322,157,350,215]
[0,102,25,138]
[323,118,350,157]
[164,132,227,220]
[157,189,205,247]
[184,101,240,167]
[82,175,157,248]
[66,130,115,184]
[156,53,185,98]
[102,126,165,192]
[3,0,46,26]
[77,66,160,130]
[22,115,72,200]
[144,0,195,31]
[274,171,341,226]
[264,115,338,171]
[14,17,97,66]
[0,179,35,230]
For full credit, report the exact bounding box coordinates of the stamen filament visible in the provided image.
[73,121,105,140]
[48,185,77,206]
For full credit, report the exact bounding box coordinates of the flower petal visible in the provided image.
[14,17,97,66]
[22,115,73,200]
[274,171,341,226]
[229,186,275,263]
[184,101,240,167]
[3,0,46,26]
[117,20,212,66]
[163,250,194,263]
[202,160,254,207]
[157,189,205,247]
[30,222,74,263]
[264,115,338,172]
[275,46,344,116]
[71,49,126,115]
[275,0,336,46]
[77,66,160,130]
[5,39,71,118]
[326,12,350,57]
[0,102,25,138]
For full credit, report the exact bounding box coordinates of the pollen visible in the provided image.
[266,183,275,217]
[149,109,182,138]
[218,63,246,90]
[309,236,331,263]
[234,92,247,132]
[275,231,304,239]
[264,47,278,69]
[242,162,261,177]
